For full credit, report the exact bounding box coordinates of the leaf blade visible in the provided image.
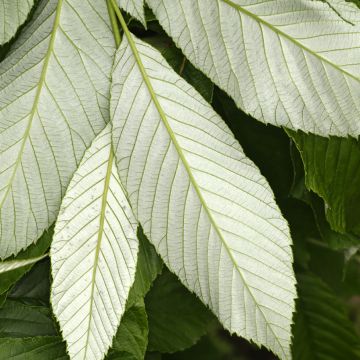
[0,0,115,258]
[111,20,296,359]
[51,125,138,360]
[147,0,360,137]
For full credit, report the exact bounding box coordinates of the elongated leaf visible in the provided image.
[0,0,34,45]
[292,273,360,359]
[0,337,68,360]
[111,19,296,359]
[0,0,115,258]
[0,299,56,337]
[118,0,145,25]
[147,0,360,137]
[0,254,47,274]
[51,125,138,360]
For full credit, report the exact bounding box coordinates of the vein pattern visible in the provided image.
[147,0,360,137]
[51,125,138,360]
[0,0,34,45]
[117,0,145,25]
[0,0,115,258]
[111,32,296,359]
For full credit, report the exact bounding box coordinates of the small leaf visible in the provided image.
[146,270,214,353]
[51,125,138,360]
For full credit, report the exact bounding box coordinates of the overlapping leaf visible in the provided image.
[147,0,360,137]
[51,125,138,360]
[111,20,296,359]
[117,0,145,25]
[0,0,115,258]
[0,0,34,45]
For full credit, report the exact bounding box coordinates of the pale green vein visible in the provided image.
[222,0,359,82]
[111,1,288,354]
[83,147,114,360]
[0,0,63,209]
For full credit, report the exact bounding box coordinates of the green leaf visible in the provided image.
[147,0,360,137]
[127,229,163,308]
[9,260,51,304]
[146,270,214,353]
[0,0,35,45]
[107,301,148,360]
[289,131,360,236]
[0,299,56,338]
[0,228,52,297]
[51,125,138,360]
[0,0,115,258]
[111,12,296,359]
[0,336,68,359]
[292,273,360,360]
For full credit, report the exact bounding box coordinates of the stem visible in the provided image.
[106,0,121,48]
[179,56,186,76]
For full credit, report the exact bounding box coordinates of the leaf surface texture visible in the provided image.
[51,125,138,360]
[147,0,360,137]
[111,30,296,359]
[0,0,115,258]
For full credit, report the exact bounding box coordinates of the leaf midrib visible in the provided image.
[112,2,288,356]
[83,147,114,360]
[0,0,63,209]
[222,0,359,82]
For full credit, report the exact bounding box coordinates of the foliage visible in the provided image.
[0,1,359,360]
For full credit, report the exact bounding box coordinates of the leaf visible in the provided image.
[0,228,52,297]
[146,269,214,353]
[0,299,57,337]
[127,229,163,307]
[106,301,148,360]
[0,336,68,360]
[117,0,145,25]
[51,125,138,360]
[0,0,115,258]
[0,0,35,45]
[144,34,214,102]
[9,260,51,304]
[146,0,360,137]
[0,254,47,274]
[292,273,360,360]
[289,131,360,236]
[111,13,296,359]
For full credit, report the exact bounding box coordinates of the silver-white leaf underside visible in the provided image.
[117,0,145,25]
[51,124,138,360]
[0,0,34,45]
[111,31,296,359]
[0,0,115,258]
[147,0,360,137]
